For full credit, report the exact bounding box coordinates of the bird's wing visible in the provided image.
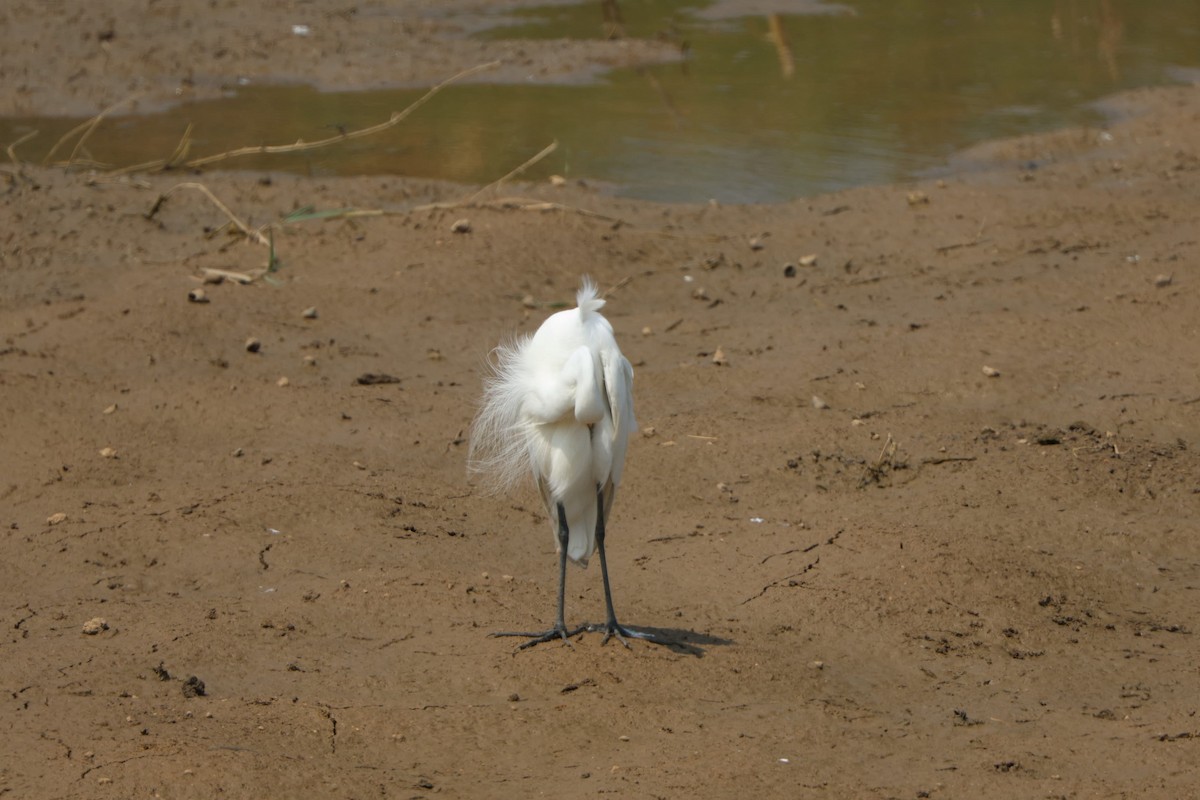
[601,349,636,487]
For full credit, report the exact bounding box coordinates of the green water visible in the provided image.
[3,0,1198,202]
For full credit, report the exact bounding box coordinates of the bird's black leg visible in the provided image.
[592,486,663,648]
[492,502,585,649]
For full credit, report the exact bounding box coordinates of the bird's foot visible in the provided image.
[491,624,586,650]
[588,619,665,649]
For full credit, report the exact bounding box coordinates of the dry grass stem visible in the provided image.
[464,140,558,203]
[148,182,270,247]
[410,196,621,222]
[6,130,39,167]
[181,61,499,171]
[44,92,143,166]
[602,275,633,298]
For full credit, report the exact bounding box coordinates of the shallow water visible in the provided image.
[3,0,1198,202]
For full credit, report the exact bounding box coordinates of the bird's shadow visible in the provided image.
[618,625,734,658]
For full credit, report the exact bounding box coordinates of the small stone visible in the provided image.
[812,395,829,410]
[521,294,537,309]
[783,263,796,278]
[301,306,318,319]
[82,617,108,635]
[99,447,117,458]
[798,254,818,266]
[426,348,443,361]
[450,218,471,234]
[749,235,765,251]
[906,190,930,206]
[1154,274,1173,288]
[102,404,117,415]
[187,288,209,303]
[302,355,317,366]
[692,286,709,300]
[276,376,290,387]
[508,692,521,702]
[711,346,727,366]
[245,337,261,353]
[641,326,652,335]
[618,735,630,742]
[982,366,1001,377]
[182,676,206,698]
[47,512,67,525]
[549,175,566,187]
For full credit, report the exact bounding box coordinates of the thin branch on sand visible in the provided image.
[6,130,39,168]
[146,182,270,247]
[180,61,499,171]
[44,92,144,166]
[464,140,558,203]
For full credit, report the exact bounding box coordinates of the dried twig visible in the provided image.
[6,130,38,168]
[146,182,269,246]
[602,275,633,298]
[464,140,558,202]
[181,61,499,170]
[44,92,143,166]
[408,195,622,222]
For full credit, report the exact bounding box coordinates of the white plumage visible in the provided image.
[470,278,635,565]
[469,278,659,648]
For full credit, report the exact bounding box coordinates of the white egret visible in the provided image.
[469,277,661,648]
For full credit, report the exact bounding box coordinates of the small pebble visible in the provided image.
[102,404,117,415]
[450,218,471,234]
[711,346,728,366]
[1154,274,1173,288]
[783,264,796,278]
[982,366,1001,377]
[245,337,261,353]
[82,617,108,635]
[187,288,209,304]
[812,395,829,410]
[749,235,765,251]
[301,306,318,319]
[302,355,317,366]
[276,376,290,387]
[906,190,930,206]
[99,447,117,458]
[549,175,566,187]
[798,254,818,266]
[47,512,67,525]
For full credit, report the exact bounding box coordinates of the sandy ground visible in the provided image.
[3,2,1200,798]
